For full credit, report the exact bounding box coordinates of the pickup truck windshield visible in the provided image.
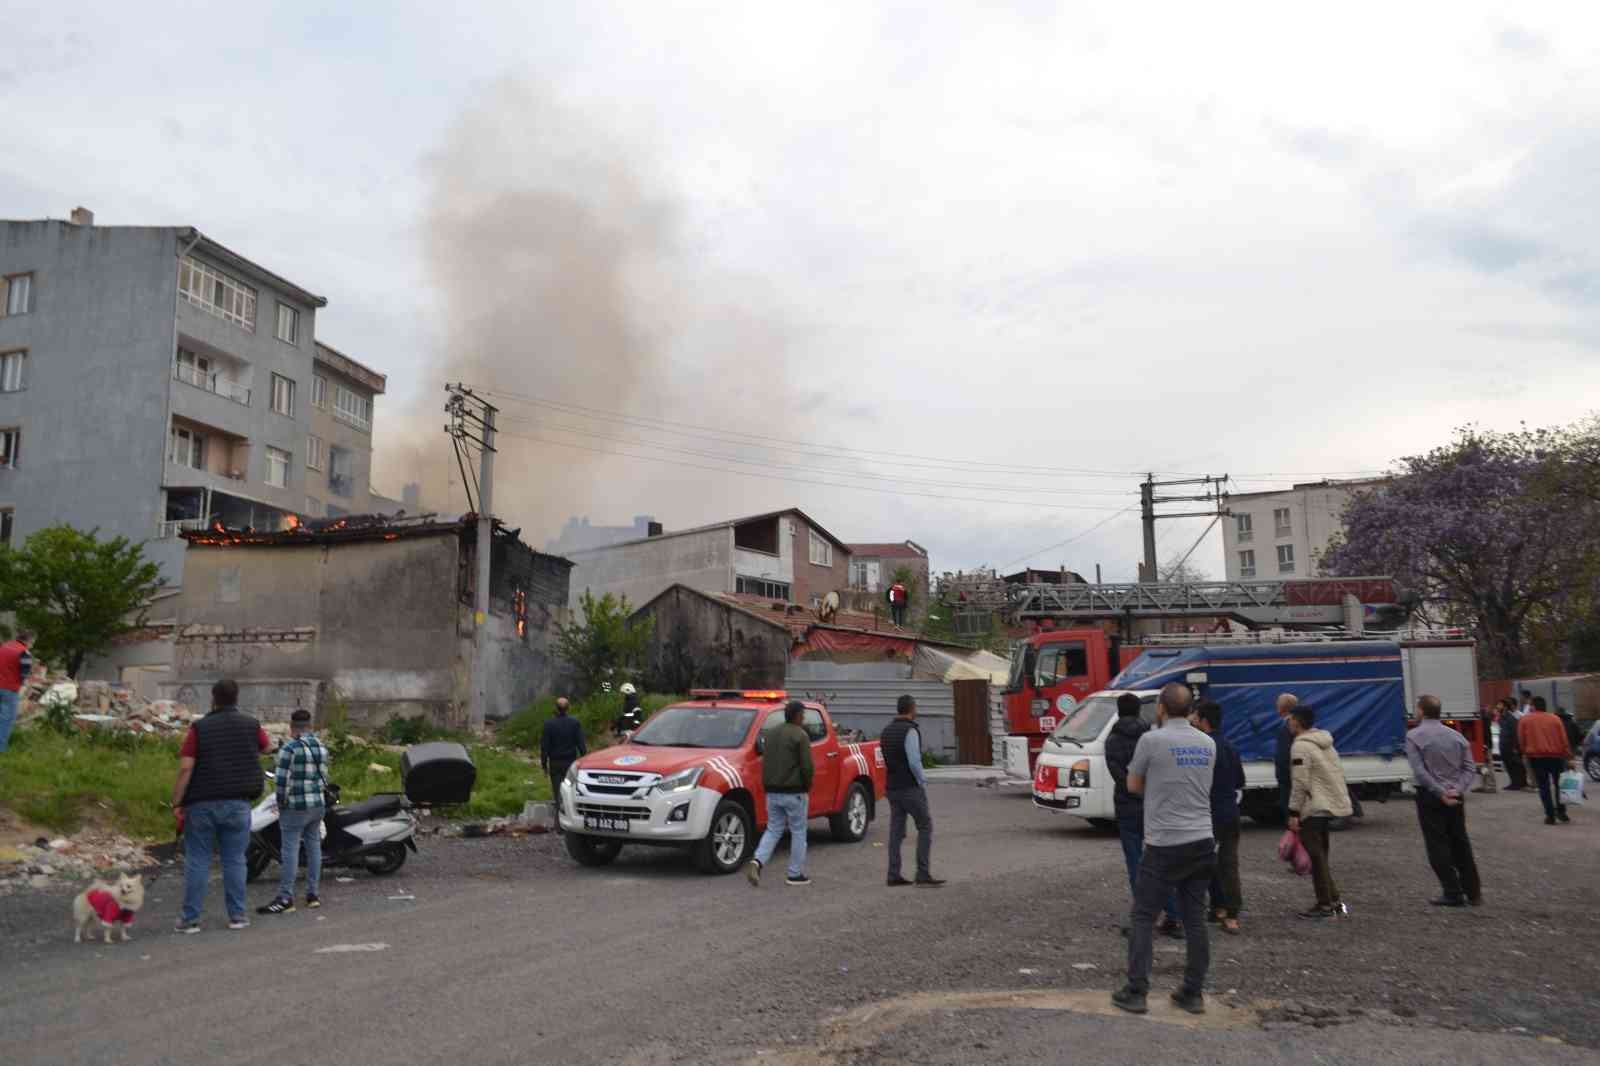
[631,706,758,749]
[1049,696,1124,745]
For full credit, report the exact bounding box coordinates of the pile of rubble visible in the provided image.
[17,671,198,738]
[0,833,157,893]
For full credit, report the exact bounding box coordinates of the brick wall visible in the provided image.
[788,514,851,609]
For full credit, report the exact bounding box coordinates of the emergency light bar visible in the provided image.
[689,689,789,701]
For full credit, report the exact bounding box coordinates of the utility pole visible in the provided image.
[445,384,499,730]
[1138,473,1230,582]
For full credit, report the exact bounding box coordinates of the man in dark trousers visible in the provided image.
[1112,683,1216,1016]
[1500,696,1527,790]
[1195,700,1244,933]
[1105,693,1179,936]
[1405,694,1482,907]
[1273,692,1298,819]
[172,679,270,933]
[541,697,586,832]
[1519,697,1574,825]
[881,694,944,887]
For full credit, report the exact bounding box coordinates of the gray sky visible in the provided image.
[5,2,1598,580]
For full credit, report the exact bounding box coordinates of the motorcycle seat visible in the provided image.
[327,794,404,829]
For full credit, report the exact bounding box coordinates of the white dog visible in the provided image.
[73,872,145,944]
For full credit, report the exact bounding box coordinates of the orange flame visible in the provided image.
[285,514,301,530]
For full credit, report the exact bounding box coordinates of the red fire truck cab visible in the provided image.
[1002,628,1142,769]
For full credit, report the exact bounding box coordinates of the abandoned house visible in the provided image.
[169,513,572,727]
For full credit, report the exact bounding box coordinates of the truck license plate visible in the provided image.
[584,816,630,833]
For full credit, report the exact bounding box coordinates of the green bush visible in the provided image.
[498,692,682,751]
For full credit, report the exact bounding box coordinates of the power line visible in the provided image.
[998,506,1141,570]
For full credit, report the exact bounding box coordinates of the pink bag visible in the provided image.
[1278,829,1311,876]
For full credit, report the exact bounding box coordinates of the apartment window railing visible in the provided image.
[173,362,251,406]
[158,518,207,539]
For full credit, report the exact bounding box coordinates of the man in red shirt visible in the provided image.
[172,679,270,933]
[1517,697,1575,826]
[0,629,33,753]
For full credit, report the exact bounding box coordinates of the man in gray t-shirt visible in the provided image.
[1113,683,1218,1017]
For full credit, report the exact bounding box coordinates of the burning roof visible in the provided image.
[185,511,485,548]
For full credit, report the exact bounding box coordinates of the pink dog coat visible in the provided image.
[87,889,136,925]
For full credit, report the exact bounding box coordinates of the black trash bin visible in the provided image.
[400,742,477,805]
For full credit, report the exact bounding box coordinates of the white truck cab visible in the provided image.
[1031,690,1151,825]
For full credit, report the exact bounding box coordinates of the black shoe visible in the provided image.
[886,876,913,887]
[1504,785,1523,791]
[1429,895,1467,908]
[1111,986,1148,1014]
[1468,895,1484,907]
[1544,815,1556,825]
[915,876,947,887]
[1170,989,1206,1014]
[746,859,762,888]
[257,897,294,916]
[785,874,812,886]
[1557,810,1570,823]
[1298,906,1336,920]
[1156,917,1183,939]
[305,894,321,910]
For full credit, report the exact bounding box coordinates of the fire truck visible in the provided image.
[1000,577,1408,770]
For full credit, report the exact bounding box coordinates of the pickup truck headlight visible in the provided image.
[1068,759,1091,789]
[653,767,704,794]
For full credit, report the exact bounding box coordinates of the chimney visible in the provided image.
[647,521,663,537]
[69,206,95,226]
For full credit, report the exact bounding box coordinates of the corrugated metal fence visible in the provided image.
[783,676,958,759]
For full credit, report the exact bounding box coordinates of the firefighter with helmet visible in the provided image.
[613,682,645,737]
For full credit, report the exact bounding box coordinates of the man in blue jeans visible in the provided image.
[171,679,269,933]
[746,701,814,887]
[259,709,330,915]
[1104,693,1179,935]
[0,629,33,753]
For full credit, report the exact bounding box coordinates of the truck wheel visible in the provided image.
[829,783,871,842]
[565,833,624,867]
[694,800,752,874]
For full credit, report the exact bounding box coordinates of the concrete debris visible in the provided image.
[0,830,156,894]
[17,670,198,738]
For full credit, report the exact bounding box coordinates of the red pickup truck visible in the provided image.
[557,690,887,874]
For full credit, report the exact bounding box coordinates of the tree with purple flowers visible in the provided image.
[1323,424,1600,678]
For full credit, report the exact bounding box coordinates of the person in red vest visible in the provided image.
[886,581,909,627]
[0,629,33,753]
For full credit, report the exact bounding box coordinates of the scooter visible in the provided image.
[245,771,419,883]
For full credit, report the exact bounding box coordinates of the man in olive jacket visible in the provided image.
[747,701,815,887]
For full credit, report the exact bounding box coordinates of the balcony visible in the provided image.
[173,361,250,406]
[157,517,208,539]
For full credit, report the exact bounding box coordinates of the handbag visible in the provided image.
[1277,828,1311,876]
[1559,769,1586,806]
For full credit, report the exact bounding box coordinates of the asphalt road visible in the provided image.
[1,780,1594,1065]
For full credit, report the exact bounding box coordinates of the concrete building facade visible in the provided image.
[1221,478,1386,581]
[0,212,383,585]
[566,508,852,615]
[845,540,931,621]
[547,514,660,555]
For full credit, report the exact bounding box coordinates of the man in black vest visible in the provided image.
[542,697,586,833]
[882,695,944,887]
[172,679,269,933]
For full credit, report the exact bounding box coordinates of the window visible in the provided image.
[178,257,256,330]
[304,496,323,517]
[1,273,32,317]
[1277,544,1295,573]
[735,574,790,600]
[1273,507,1292,537]
[270,374,295,417]
[306,435,324,470]
[0,428,18,468]
[801,708,828,742]
[1035,641,1089,687]
[265,446,290,488]
[168,426,206,470]
[0,350,25,392]
[1238,549,1256,578]
[311,374,328,409]
[0,508,11,548]
[275,303,300,345]
[850,559,881,592]
[333,385,371,430]
[1234,513,1252,542]
[328,446,353,497]
[808,530,832,567]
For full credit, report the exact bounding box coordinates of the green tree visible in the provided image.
[554,590,654,696]
[0,525,165,677]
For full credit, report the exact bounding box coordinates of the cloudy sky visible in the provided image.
[5,2,1598,579]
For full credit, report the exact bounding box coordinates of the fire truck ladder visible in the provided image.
[1007,577,1403,628]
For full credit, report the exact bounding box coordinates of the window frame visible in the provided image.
[2,273,32,317]
[311,374,328,409]
[1273,507,1292,537]
[275,303,300,346]
[0,507,12,548]
[0,427,18,468]
[327,445,354,497]
[332,384,372,430]
[1235,513,1253,542]
[1238,549,1256,578]
[0,349,26,393]
[178,257,257,331]
[265,446,291,488]
[735,574,791,600]
[1035,640,1089,687]
[306,434,324,471]
[168,425,206,470]
[270,373,296,417]
[1276,543,1296,573]
[808,530,832,567]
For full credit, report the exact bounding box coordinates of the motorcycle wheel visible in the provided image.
[245,842,273,884]
[1585,752,1600,784]
[364,842,408,876]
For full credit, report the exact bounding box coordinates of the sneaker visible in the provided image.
[1429,895,1466,908]
[1557,810,1570,823]
[1335,901,1350,917]
[745,859,762,888]
[227,916,251,931]
[1544,815,1556,825]
[1111,986,1148,1014]
[257,896,295,915]
[1298,906,1336,920]
[914,876,947,887]
[173,919,202,935]
[886,876,913,887]
[1170,989,1206,1015]
[785,874,812,886]
[305,894,321,910]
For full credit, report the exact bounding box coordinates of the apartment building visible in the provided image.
[0,210,384,584]
[1221,477,1386,581]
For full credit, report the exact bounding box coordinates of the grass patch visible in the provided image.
[498,692,684,751]
[0,724,553,841]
